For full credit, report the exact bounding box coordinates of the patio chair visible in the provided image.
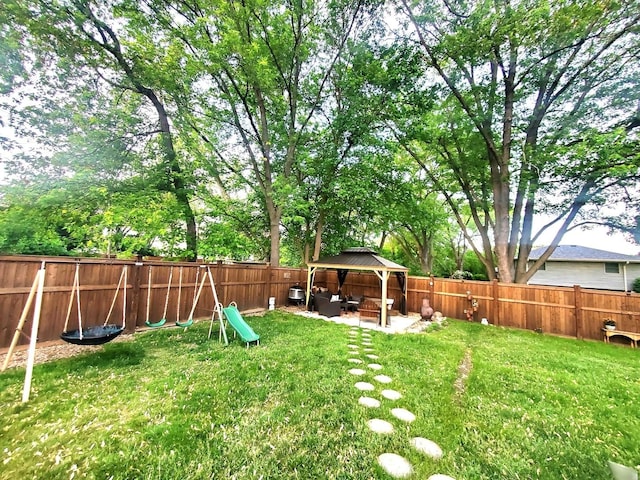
[359,299,381,326]
[315,295,342,318]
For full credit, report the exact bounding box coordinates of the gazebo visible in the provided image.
[305,247,409,327]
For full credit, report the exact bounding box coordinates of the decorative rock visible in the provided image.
[366,354,379,359]
[358,396,381,408]
[348,358,363,364]
[411,437,443,459]
[364,347,375,352]
[374,374,392,384]
[361,332,371,337]
[427,475,455,480]
[348,368,366,376]
[381,389,402,400]
[391,408,416,423]
[347,344,358,348]
[368,363,383,370]
[355,381,375,391]
[362,341,373,346]
[377,453,413,478]
[367,418,394,434]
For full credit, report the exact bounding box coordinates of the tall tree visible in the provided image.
[4,0,199,258]
[395,0,640,282]
[156,0,372,266]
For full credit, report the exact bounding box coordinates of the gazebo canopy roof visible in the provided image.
[309,247,408,272]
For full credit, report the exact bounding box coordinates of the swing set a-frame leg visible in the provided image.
[205,266,228,345]
[1,266,42,372]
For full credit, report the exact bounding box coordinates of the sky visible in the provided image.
[534,222,639,256]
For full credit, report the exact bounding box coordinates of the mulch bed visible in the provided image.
[0,334,133,371]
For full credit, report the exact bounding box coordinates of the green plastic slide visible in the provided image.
[222,305,260,346]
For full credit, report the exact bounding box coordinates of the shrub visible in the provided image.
[633,277,640,293]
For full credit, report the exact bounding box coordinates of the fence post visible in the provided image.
[429,275,435,307]
[265,264,273,307]
[574,285,583,339]
[216,261,224,306]
[128,261,142,331]
[492,279,500,326]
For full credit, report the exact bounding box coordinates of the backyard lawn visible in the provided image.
[1,311,639,479]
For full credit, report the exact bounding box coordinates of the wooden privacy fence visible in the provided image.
[0,255,638,349]
[319,271,640,342]
[0,256,309,349]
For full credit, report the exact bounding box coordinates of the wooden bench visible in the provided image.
[602,328,640,348]
[359,299,381,326]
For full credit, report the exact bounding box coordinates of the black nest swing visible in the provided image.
[61,264,128,346]
[60,324,125,345]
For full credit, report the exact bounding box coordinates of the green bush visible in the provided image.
[632,277,640,293]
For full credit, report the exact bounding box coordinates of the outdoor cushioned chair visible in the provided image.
[315,295,342,318]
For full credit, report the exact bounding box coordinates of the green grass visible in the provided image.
[1,313,639,479]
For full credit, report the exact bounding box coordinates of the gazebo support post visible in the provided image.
[374,269,391,328]
[305,267,316,310]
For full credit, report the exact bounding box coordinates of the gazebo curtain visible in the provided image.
[395,272,408,315]
[337,269,349,295]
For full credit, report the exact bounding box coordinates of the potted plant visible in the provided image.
[603,318,616,331]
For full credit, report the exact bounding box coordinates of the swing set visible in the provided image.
[2,261,230,402]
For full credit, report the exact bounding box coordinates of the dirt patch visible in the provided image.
[454,348,472,398]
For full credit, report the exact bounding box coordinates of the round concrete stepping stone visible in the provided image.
[364,347,375,352]
[362,332,371,337]
[348,358,363,364]
[358,396,381,408]
[411,437,443,459]
[374,374,392,384]
[355,381,375,391]
[378,453,413,478]
[366,354,379,359]
[381,389,402,400]
[362,341,373,346]
[347,344,359,348]
[427,475,455,480]
[367,418,394,434]
[368,363,382,370]
[391,407,416,423]
[349,368,366,376]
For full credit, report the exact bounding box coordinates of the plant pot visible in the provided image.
[605,325,616,331]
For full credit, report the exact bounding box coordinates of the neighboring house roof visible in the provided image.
[529,245,640,263]
[311,247,408,271]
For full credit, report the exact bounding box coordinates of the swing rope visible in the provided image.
[176,266,183,324]
[145,265,166,328]
[60,263,126,345]
[103,266,127,327]
[63,263,82,338]
[161,266,173,322]
[177,266,199,328]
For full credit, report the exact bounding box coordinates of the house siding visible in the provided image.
[528,261,640,291]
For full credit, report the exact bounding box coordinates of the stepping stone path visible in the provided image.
[345,327,454,479]
[391,407,416,423]
[355,381,375,391]
[411,437,443,459]
[378,453,413,478]
[381,389,402,400]
[374,374,392,384]
[367,418,394,434]
[358,396,381,408]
